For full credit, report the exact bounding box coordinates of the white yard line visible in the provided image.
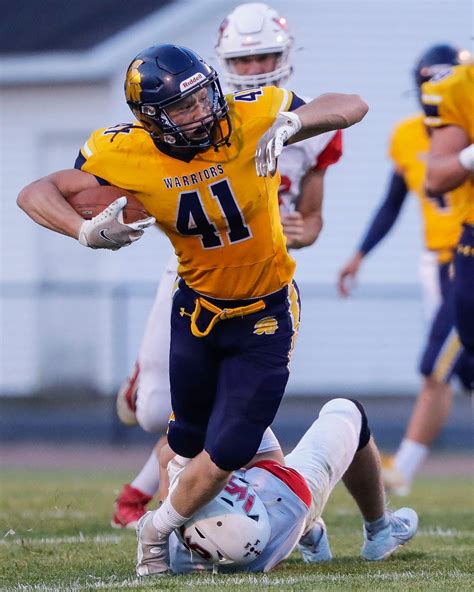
[2,527,472,549]
[3,570,472,592]
[0,533,124,546]
[2,580,153,592]
[0,510,90,520]
[1,526,473,550]
[418,527,474,538]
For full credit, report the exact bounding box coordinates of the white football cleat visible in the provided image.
[361,507,418,561]
[298,517,333,563]
[136,511,170,576]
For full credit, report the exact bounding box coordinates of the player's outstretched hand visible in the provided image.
[78,197,156,250]
[337,253,363,297]
[255,111,302,177]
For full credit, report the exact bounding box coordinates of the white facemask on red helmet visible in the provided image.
[215,2,294,90]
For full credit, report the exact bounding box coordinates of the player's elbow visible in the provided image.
[17,182,37,213]
[333,95,368,130]
[348,95,369,126]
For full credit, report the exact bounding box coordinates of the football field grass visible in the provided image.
[1,467,473,591]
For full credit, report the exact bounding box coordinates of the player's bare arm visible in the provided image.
[425,125,472,195]
[256,93,367,177]
[292,93,369,143]
[18,169,155,250]
[17,168,99,237]
[282,169,325,249]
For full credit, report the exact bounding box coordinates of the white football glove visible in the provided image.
[255,111,302,177]
[459,144,474,172]
[78,196,155,250]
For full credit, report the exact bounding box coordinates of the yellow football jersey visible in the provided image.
[390,114,467,262]
[422,64,474,225]
[77,87,296,299]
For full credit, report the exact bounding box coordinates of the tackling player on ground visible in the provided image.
[337,45,472,496]
[113,2,344,529]
[138,398,418,574]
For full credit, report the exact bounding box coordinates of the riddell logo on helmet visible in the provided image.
[180,72,205,91]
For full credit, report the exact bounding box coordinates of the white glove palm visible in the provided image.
[78,196,155,250]
[255,111,302,177]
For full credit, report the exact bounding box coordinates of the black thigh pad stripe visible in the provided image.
[348,398,371,450]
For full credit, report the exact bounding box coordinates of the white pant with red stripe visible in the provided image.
[135,255,177,432]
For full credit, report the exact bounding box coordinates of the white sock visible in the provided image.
[152,497,189,536]
[131,450,161,496]
[394,439,430,482]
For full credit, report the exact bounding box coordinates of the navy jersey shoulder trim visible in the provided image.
[73,150,110,186]
[422,103,440,118]
[288,92,305,111]
[74,151,86,170]
[94,176,111,186]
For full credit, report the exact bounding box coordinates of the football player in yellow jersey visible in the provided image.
[17,43,367,575]
[113,3,344,532]
[338,45,472,496]
[422,62,474,388]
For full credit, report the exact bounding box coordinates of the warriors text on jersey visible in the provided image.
[76,87,297,299]
[390,113,468,262]
[421,64,474,225]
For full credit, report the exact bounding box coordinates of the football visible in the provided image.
[67,185,149,224]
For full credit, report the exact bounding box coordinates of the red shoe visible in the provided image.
[116,362,140,426]
[111,483,153,529]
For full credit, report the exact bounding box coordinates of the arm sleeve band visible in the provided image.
[288,92,306,111]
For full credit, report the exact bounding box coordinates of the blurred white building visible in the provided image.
[0,0,471,395]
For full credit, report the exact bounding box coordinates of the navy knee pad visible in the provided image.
[348,398,371,450]
[206,421,265,471]
[167,420,206,459]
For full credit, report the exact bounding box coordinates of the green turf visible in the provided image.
[1,468,473,591]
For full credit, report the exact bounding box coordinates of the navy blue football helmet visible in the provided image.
[413,43,461,87]
[125,44,231,150]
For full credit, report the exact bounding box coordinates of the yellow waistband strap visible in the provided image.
[190,297,266,338]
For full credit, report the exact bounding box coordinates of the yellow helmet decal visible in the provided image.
[125,59,144,103]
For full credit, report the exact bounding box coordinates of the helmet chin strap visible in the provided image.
[163,112,229,151]
[151,137,203,162]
